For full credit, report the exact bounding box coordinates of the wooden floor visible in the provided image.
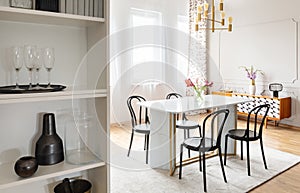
[249,123,300,193]
[110,119,300,192]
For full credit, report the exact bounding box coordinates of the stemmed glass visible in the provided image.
[11,46,24,90]
[43,47,55,88]
[33,49,43,89]
[24,45,37,90]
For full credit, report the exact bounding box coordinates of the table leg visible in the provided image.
[219,104,237,155]
[169,113,176,176]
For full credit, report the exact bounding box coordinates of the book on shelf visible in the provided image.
[73,0,78,15]
[84,0,89,16]
[66,0,73,14]
[89,0,94,16]
[60,0,103,17]
[94,0,98,17]
[98,0,103,18]
[78,0,85,15]
[60,0,66,13]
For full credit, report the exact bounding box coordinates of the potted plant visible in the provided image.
[240,65,263,95]
[185,78,213,100]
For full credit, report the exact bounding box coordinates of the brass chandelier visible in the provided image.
[194,0,232,32]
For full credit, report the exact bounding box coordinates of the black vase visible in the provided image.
[54,178,92,193]
[35,113,64,165]
[14,156,38,178]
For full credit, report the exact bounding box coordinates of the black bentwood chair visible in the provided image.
[166,93,201,157]
[179,109,230,192]
[224,104,270,176]
[166,93,201,135]
[127,95,151,164]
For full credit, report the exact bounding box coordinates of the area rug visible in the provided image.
[110,141,300,193]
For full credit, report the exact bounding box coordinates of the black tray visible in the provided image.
[0,84,66,94]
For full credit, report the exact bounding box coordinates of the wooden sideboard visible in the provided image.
[212,91,291,127]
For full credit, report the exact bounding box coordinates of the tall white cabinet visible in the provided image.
[0,1,109,193]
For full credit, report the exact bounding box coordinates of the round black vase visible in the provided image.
[35,113,64,165]
[14,156,38,178]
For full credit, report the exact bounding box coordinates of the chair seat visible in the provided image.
[133,124,151,134]
[183,137,217,152]
[176,120,199,129]
[227,129,258,141]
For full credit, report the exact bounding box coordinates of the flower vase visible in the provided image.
[194,89,204,102]
[249,80,256,95]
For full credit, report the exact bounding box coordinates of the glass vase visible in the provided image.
[194,89,204,102]
[64,111,100,165]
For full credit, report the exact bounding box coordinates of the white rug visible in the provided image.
[110,141,300,193]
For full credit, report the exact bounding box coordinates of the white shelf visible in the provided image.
[0,89,107,104]
[0,160,105,190]
[0,6,105,27]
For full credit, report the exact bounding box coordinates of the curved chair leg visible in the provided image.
[218,147,227,183]
[247,141,251,176]
[146,134,149,164]
[179,144,183,179]
[127,131,134,157]
[198,125,202,137]
[199,151,202,172]
[260,137,268,169]
[202,152,207,192]
[241,140,243,160]
[187,129,191,158]
[144,135,147,150]
[224,134,228,165]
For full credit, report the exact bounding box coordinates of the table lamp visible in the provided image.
[269,83,283,98]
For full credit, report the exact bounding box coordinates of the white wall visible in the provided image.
[208,0,300,126]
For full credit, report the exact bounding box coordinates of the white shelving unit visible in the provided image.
[0,1,109,192]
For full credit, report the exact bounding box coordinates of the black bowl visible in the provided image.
[14,156,38,178]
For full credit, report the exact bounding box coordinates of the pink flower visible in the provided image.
[185,78,213,91]
[204,80,213,87]
[185,78,213,98]
[185,78,195,87]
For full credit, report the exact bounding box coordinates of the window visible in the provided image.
[130,8,164,83]
[176,15,189,77]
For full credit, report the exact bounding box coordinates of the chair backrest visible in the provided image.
[127,95,150,128]
[166,93,184,120]
[246,104,270,138]
[201,109,230,148]
[166,92,182,99]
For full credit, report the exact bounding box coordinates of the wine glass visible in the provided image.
[43,47,55,88]
[24,45,37,90]
[33,48,43,89]
[11,46,24,90]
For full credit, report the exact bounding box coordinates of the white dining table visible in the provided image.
[138,95,252,175]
